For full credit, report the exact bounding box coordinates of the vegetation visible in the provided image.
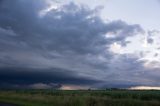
[0,90,160,106]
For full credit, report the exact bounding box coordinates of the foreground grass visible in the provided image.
[0,90,160,106]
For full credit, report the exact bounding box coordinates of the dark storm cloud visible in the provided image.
[0,67,100,88]
[0,0,151,89]
[0,0,143,55]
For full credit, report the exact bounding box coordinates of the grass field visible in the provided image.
[1,90,160,106]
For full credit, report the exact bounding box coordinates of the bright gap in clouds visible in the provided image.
[130,86,160,90]
[39,0,59,17]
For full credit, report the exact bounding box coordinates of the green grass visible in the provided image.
[0,90,160,106]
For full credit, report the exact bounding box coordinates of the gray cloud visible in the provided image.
[95,54,160,88]
[147,30,160,44]
[0,0,156,89]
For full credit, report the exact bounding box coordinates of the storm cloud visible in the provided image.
[0,0,158,89]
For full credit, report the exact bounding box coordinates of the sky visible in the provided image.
[0,0,160,90]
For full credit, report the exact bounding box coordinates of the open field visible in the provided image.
[1,90,160,106]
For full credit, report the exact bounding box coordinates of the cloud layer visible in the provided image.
[0,0,159,89]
